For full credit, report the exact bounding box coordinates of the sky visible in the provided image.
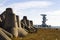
[0,0,60,26]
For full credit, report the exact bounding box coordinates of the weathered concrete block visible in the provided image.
[29,20,33,28]
[0,28,12,40]
[0,16,2,28]
[0,8,29,38]
[3,8,18,37]
[6,8,13,14]
[21,16,30,29]
[17,16,28,37]
[0,28,13,38]
[16,15,20,27]
[18,27,28,37]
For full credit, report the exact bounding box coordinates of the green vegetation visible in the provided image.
[12,28,60,40]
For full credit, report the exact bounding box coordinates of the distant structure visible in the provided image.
[40,14,51,27]
[41,14,47,27]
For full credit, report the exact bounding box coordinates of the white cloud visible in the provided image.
[7,1,53,16]
[0,1,52,18]
[7,1,53,9]
[0,1,53,13]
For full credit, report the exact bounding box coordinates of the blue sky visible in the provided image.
[0,0,60,26]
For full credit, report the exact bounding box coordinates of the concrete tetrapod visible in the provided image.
[0,28,13,38]
[18,27,28,37]
[0,28,12,40]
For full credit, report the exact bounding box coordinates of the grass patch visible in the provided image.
[12,28,60,40]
